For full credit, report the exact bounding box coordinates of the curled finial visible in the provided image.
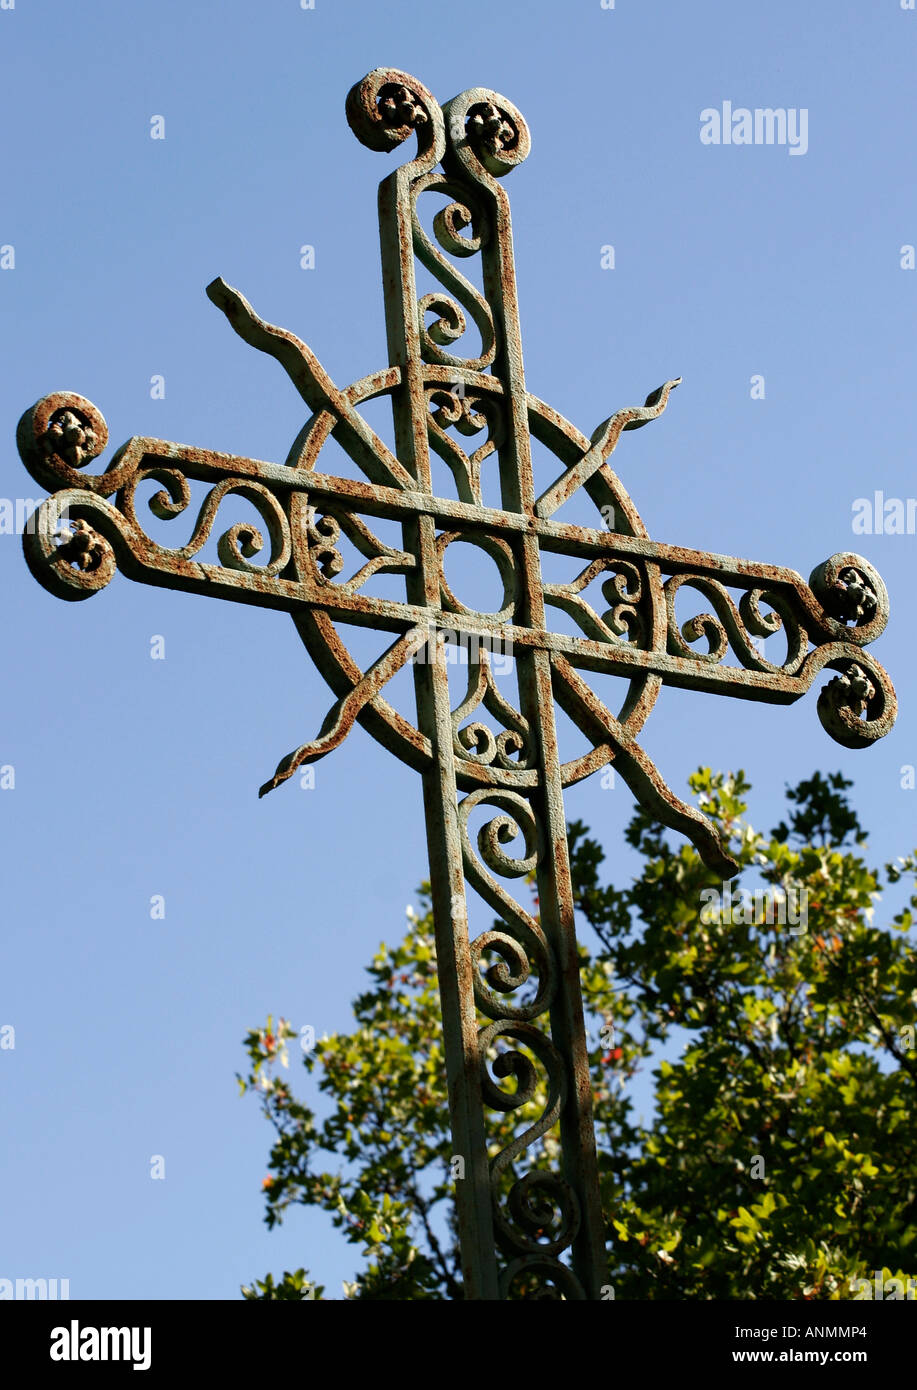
[22,491,118,602]
[17,392,121,495]
[443,87,531,180]
[16,391,144,499]
[345,68,444,162]
[809,552,888,642]
[816,656,896,748]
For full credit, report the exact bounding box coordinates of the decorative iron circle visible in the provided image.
[291,368,664,791]
[436,529,517,622]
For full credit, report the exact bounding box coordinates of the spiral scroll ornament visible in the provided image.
[18,392,126,496]
[451,648,532,772]
[459,788,580,1281]
[809,552,888,643]
[412,175,497,371]
[444,87,532,180]
[426,387,504,504]
[345,69,443,159]
[459,790,555,1023]
[665,573,806,673]
[544,558,651,647]
[816,656,897,749]
[499,1255,586,1300]
[305,510,344,579]
[480,1019,581,1264]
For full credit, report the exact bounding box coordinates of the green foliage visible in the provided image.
[241,1268,324,1301]
[238,772,917,1299]
[771,770,867,848]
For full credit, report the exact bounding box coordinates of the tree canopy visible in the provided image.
[238,769,917,1300]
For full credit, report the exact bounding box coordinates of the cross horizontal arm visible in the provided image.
[19,397,896,761]
[21,493,895,790]
[16,420,885,637]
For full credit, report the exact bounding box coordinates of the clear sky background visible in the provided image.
[1,0,915,1300]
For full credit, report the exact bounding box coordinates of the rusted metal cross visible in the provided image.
[18,69,896,1300]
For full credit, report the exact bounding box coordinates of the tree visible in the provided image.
[238,769,917,1300]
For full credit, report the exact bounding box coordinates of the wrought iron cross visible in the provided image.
[17,69,896,1300]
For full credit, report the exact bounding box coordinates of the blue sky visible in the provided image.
[1,0,915,1300]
